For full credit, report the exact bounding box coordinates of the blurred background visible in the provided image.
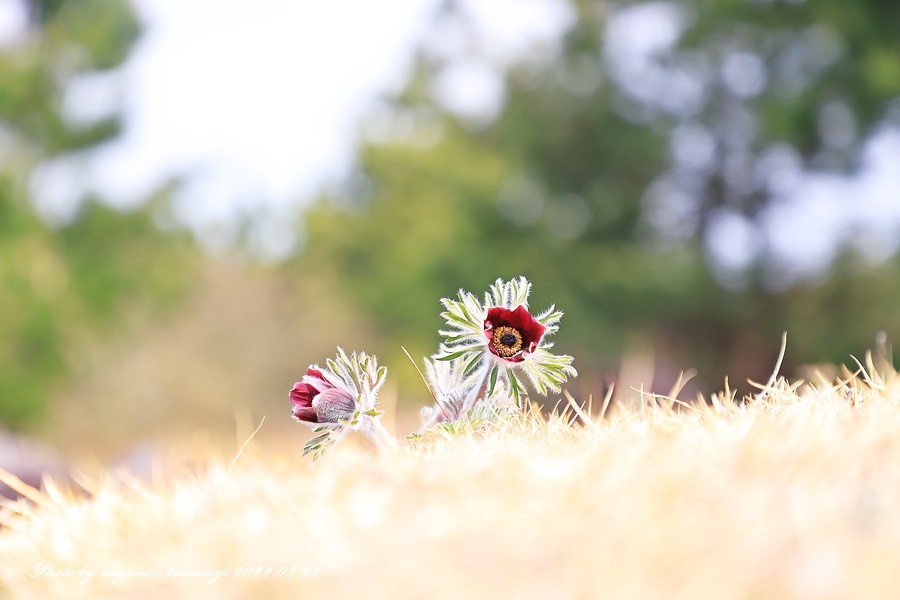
[1,0,899,461]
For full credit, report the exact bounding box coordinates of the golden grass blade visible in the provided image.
[39,476,72,506]
[666,369,697,407]
[639,390,706,416]
[564,390,599,432]
[401,346,440,407]
[759,331,789,396]
[227,416,265,474]
[599,383,615,420]
[0,467,48,507]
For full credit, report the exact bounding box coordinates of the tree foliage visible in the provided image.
[0,1,196,426]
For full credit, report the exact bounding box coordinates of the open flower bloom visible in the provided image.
[435,276,577,408]
[290,368,356,424]
[484,305,547,363]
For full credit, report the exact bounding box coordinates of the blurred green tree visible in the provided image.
[300,0,900,396]
[0,1,196,426]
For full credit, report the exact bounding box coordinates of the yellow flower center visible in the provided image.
[492,325,523,358]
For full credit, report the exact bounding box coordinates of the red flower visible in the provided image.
[483,305,546,363]
[290,367,356,424]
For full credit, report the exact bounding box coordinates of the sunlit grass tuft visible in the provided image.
[2,349,900,599]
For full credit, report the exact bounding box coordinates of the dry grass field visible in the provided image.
[2,350,899,599]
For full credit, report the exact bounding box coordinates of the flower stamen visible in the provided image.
[492,325,523,358]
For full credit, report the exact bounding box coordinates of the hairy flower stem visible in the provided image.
[357,416,398,453]
[461,364,493,414]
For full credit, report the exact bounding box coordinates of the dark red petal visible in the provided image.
[291,405,319,423]
[300,368,335,394]
[484,305,546,351]
[508,305,546,346]
[485,306,513,328]
[290,381,318,409]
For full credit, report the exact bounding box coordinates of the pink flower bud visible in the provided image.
[290,368,356,424]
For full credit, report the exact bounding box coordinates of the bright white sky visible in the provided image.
[98,0,441,207]
[53,0,448,257]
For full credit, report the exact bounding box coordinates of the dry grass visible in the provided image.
[2,351,899,599]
